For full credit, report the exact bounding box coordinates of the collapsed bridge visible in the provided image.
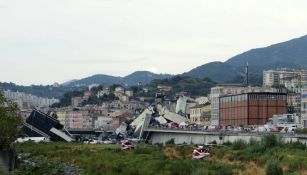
[22,109,73,142]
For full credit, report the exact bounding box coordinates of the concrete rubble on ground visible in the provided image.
[17,153,80,175]
[116,122,128,137]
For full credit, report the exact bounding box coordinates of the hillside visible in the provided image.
[66,74,121,87]
[64,71,172,87]
[226,35,307,73]
[123,71,172,85]
[149,76,217,97]
[185,35,307,84]
[184,62,240,83]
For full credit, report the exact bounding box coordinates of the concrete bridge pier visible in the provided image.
[0,150,16,173]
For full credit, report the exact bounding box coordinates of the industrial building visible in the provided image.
[219,92,287,126]
[210,86,278,126]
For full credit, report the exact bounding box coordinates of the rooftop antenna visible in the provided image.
[245,62,249,86]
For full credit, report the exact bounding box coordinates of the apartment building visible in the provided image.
[263,69,307,92]
[3,90,59,108]
[302,88,307,128]
[65,109,93,129]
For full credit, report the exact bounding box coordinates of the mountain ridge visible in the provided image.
[185,34,307,83]
[5,35,307,88]
[64,71,173,87]
[225,35,307,72]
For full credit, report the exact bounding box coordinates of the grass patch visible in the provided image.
[11,137,307,175]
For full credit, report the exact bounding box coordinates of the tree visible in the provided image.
[0,92,22,150]
[51,90,84,107]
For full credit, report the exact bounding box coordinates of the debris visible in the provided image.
[22,109,73,142]
[155,116,168,125]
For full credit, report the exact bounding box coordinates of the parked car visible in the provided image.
[280,127,296,133]
[233,127,243,132]
[104,139,117,144]
[84,139,102,144]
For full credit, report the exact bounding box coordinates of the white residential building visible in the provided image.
[301,88,307,128]
[97,87,110,97]
[114,86,125,97]
[3,90,59,108]
[263,69,307,92]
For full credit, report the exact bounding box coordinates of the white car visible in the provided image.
[208,125,216,130]
[84,139,101,144]
[280,127,296,133]
[233,127,243,132]
[251,126,267,133]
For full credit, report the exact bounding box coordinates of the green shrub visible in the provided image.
[207,163,235,175]
[262,134,280,148]
[285,173,299,175]
[133,147,152,155]
[14,142,307,175]
[209,140,217,145]
[288,159,304,172]
[233,151,248,162]
[295,128,307,134]
[266,159,283,175]
[286,141,306,150]
[249,138,258,146]
[223,141,232,146]
[165,138,175,145]
[191,168,210,175]
[219,133,224,141]
[155,143,163,148]
[248,144,265,154]
[232,139,246,150]
[214,148,226,159]
[164,159,192,175]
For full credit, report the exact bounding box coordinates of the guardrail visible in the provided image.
[23,122,49,138]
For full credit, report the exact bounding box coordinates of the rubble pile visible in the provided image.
[17,153,80,175]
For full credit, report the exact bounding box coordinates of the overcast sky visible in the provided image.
[1,0,307,85]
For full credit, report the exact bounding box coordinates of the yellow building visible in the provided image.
[189,103,211,125]
[125,90,134,97]
[56,110,67,126]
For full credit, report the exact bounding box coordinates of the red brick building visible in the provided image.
[219,93,287,126]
